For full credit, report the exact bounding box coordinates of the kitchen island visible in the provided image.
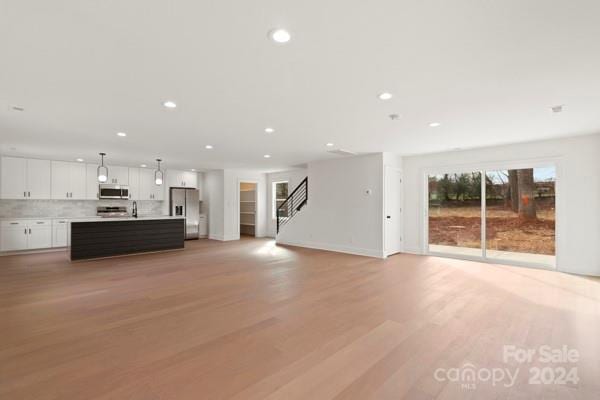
[70,216,185,261]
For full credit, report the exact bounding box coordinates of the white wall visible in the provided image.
[277,153,385,257]
[266,168,308,237]
[223,169,268,240]
[402,133,600,276]
[205,170,224,240]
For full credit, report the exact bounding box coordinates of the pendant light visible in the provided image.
[154,158,163,185]
[97,152,108,183]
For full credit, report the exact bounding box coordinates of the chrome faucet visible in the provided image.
[132,201,138,218]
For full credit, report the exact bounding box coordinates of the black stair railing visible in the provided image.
[277,177,308,234]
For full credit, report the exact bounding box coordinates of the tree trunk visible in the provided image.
[517,168,536,220]
[508,170,519,212]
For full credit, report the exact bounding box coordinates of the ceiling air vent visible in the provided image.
[328,149,357,156]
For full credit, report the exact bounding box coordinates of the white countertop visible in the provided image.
[0,215,183,222]
[71,216,185,223]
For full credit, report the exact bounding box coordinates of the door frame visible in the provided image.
[383,166,403,257]
[236,180,258,238]
[422,157,562,270]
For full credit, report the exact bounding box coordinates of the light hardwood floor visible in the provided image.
[1,238,599,399]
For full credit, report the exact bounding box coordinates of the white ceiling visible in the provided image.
[1,0,600,172]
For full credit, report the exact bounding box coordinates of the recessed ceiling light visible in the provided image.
[205,145,213,149]
[191,169,196,172]
[140,164,147,168]
[76,158,84,162]
[269,29,291,43]
[265,127,275,133]
[117,132,127,137]
[326,143,334,147]
[378,92,393,101]
[263,154,271,159]
[429,122,441,127]
[163,100,177,109]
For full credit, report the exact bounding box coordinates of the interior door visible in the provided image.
[384,166,403,256]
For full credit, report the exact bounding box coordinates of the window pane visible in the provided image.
[273,182,289,218]
[485,167,556,266]
[428,172,482,257]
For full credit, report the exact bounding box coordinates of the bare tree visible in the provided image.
[508,170,519,212]
[517,168,537,220]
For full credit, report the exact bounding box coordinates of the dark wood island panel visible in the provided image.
[70,218,185,260]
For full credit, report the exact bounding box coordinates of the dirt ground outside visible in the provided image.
[428,203,555,255]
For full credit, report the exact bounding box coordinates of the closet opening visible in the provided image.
[239,182,257,237]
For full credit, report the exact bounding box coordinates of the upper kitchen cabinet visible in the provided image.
[1,157,51,199]
[166,169,197,189]
[128,168,140,200]
[86,164,100,199]
[106,165,129,185]
[51,161,87,200]
[139,168,164,200]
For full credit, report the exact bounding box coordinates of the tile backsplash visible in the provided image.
[0,200,164,218]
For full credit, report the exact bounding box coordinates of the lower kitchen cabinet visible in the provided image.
[1,221,28,251]
[52,219,69,247]
[1,220,52,251]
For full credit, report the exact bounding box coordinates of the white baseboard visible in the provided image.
[209,233,239,241]
[401,246,423,255]
[1,247,68,257]
[276,238,385,258]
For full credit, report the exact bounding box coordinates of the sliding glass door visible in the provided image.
[428,172,482,258]
[427,166,556,268]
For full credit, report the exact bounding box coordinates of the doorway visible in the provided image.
[239,182,257,237]
[384,166,403,256]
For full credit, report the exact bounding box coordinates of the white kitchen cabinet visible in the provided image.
[166,169,182,188]
[166,169,197,189]
[1,157,51,199]
[1,220,28,251]
[106,165,129,185]
[0,219,52,251]
[52,219,69,247]
[26,159,52,199]
[86,164,100,199]
[182,171,197,188]
[28,220,52,249]
[51,161,87,200]
[128,168,140,200]
[1,157,27,199]
[139,169,163,200]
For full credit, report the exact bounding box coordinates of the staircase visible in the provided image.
[277,177,308,234]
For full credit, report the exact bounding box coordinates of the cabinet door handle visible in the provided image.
[28,191,31,197]
[24,228,27,234]
[29,228,31,234]
[24,191,27,197]
[10,222,18,225]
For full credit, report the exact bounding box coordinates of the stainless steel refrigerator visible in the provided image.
[170,188,200,240]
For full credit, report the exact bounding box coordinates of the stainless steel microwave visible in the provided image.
[99,184,129,199]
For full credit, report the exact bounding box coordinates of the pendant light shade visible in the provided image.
[97,152,108,183]
[154,158,163,185]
